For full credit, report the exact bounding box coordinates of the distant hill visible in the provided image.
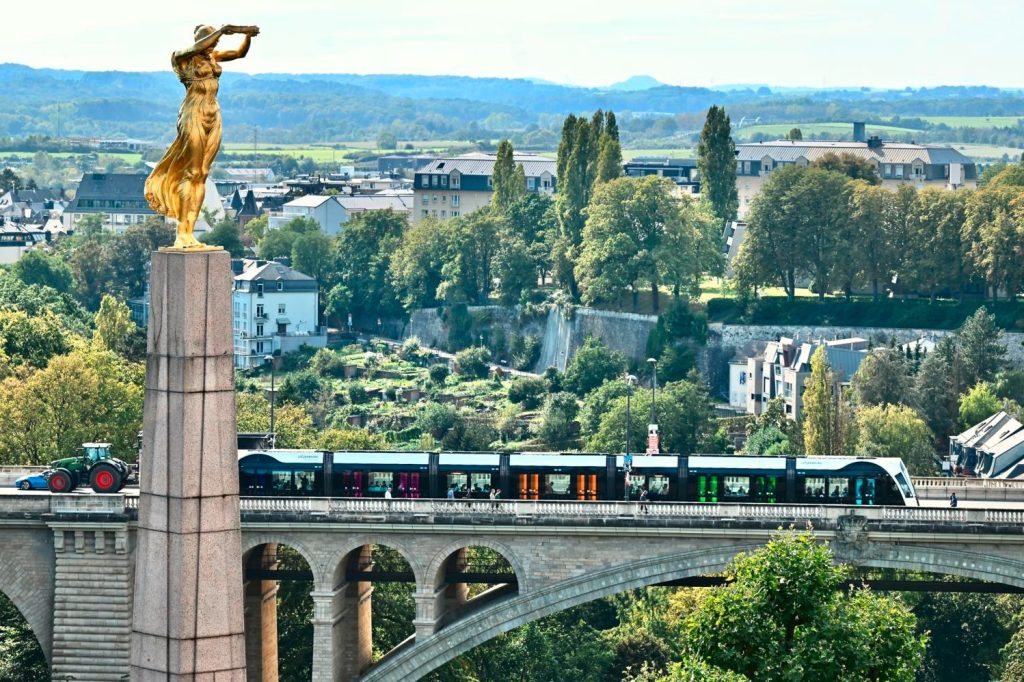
[607,75,666,91]
[0,63,1022,146]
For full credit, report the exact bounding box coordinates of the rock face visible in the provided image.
[131,250,247,680]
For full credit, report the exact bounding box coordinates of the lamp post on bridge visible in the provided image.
[264,354,277,448]
[647,357,659,454]
[624,373,637,502]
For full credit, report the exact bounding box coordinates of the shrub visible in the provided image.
[563,337,627,397]
[543,366,563,393]
[276,370,324,404]
[509,334,542,371]
[347,383,370,404]
[441,413,498,450]
[454,346,491,378]
[310,348,348,377]
[400,336,422,359]
[415,402,458,437]
[447,303,473,351]
[428,364,450,384]
[507,377,547,408]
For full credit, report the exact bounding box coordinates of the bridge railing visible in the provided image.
[912,477,1024,489]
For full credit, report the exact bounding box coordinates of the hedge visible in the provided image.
[705,297,1024,331]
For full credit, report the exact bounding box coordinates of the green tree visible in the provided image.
[744,426,796,455]
[105,218,176,299]
[492,139,526,211]
[554,114,598,300]
[595,111,623,184]
[786,127,803,141]
[389,217,448,310]
[199,215,246,256]
[586,379,714,454]
[291,230,337,287]
[904,187,969,301]
[957,307,1006,387]
[563,336,627,397]
[914,590,1019,682]
[913,338,959,445]
[681,531,925,682]
[697,105,738,226]
[803,346,839,456]
[959,382,1002,429]
[454,346,490,378]
[851,348,910,407]
[855,404,937,475]
[336,209,406,318]
[259,216,320,261]
[963,185,1024,299]
[811,152,881,184]
[533,391,580,449]
[0,592,47,681]
[0,309,70,370]
[377,130,398,150]
[69,239,112,310]
[12,249,73,293]
[0,349,143,464]
[92,294,138,357]
[317,428,388,450]
[244,214,269,245]
[847,181,899,300]
[236,393,315,448]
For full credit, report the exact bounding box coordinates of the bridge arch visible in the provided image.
[423,538,527,593]
[322,535,422,590]
[362,541,1024,682]
[0,530,54,664]
[242,533,323,585]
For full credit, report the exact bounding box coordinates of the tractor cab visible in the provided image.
[82,443,112,463]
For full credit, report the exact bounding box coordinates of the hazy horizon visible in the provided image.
[2,0,1020,90]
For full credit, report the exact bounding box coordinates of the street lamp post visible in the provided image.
[647,357,657,424]
[264,355,276,447]
[624,374,637,501]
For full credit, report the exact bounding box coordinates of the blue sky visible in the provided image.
[4,0,1019,88]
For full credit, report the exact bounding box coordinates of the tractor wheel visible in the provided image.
[19,480,31,491]
[90,464,121,494]
[48,469,74,494]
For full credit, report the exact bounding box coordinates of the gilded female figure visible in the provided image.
[146,24,259,249]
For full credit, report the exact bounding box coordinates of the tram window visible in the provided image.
[829,478,849,500]
[543,474,572,496]
[470,473,493,495]
[723,476,750,498]
[393,472,421,498]
[270,471,294,493]
[446,473,469,496]
[751,476,778,503]
[852,477,874,505]
[894,473,914,498]
[802,476,827,500]
[648,475,671,499]
[367,472,391,495]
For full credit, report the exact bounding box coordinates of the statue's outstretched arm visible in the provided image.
[215,27,259,62]
[173,26,227,64]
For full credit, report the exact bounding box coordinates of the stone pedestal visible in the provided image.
[131,250,247,680]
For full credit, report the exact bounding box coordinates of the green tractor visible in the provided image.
[47,443,131,494]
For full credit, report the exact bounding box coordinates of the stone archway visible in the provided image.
[362,541,1024,682]
[241,538,321,682]
[0,529,55,664]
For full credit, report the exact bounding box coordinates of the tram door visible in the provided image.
[852,477,877,505]
[696,475,718,503]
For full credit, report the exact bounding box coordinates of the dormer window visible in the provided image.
[277,280,284,291]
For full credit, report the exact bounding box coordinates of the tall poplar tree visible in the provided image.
[492,139,525,212]
[595,111,623,184]
[803,346,837,456]
[697,105,738,226]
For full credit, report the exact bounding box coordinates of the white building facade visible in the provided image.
[232,260,327,368]
[267,195,346,235]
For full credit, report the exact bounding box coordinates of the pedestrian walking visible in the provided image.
[949,492,958,508]
[639,487,650,515]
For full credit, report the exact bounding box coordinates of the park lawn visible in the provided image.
[733,122,918,139]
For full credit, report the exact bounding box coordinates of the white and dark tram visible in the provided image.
[238,452,919,507]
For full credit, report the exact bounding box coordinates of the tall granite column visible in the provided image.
[131,250,247,680]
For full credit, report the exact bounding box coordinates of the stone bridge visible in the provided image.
[2,493,1023,681]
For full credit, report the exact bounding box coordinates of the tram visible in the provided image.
[237,451,919,507]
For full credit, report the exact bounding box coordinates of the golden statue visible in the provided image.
[146,24,260,250]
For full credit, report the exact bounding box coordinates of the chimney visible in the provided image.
[853,122,866,143]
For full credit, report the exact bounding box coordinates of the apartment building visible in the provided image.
[412,152,556,222]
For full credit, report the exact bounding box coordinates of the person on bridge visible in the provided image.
[950,492,958,508]
[639,487,650,514]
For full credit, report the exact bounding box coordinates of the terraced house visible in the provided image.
[413,152,557,222]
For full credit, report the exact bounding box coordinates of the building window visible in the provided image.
[736,161,743,174]
[441,195,446,203]
[256,304,264,318]
[440,210,447,218]
[256,324,264,337]
[487,176,493,188]
[278,304,285,314]
[884,164,892,178]
[277,281,283,291]
[256,283,264,296]
[542,179,550,189]
[527,177,536,190]
[422,194,429,204]
[441,176,448,187]
[431,176,439,187]
[451,174,460,189]
[895,164,904,179]
[452,211,459,217]
[451,195,460,207]
[256,341,264,354]
[422,210,429,217]
[944,164,950,178]
[420,176,430,187]
[743,161,751,175]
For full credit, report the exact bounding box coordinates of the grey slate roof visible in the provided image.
[235,261,315,283]
[66,173,155,214]
[736,140,974,166]
[417,152,556,178]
